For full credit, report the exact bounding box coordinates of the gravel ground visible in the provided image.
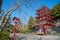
[9,33,60,40]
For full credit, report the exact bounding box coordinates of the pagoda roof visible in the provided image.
[36,6,50,12]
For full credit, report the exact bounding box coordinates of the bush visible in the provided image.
[22,29,29,34]
[0,31,9,40]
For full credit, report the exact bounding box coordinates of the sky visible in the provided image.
[2,0,60,25]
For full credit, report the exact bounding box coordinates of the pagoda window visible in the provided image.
[42,13,45,15]
[48,18,51,20]
[43,21,47,24]
[40,18,42,20]
[41,10,45,13]
[44,8,48,11]
[39,14,42,16]
[43,17,46,19]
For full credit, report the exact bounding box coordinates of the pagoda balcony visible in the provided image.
[35,19,53,23]
[42,23,54,28]
[36,13,40,15]
[37,17,51,20]
[35,16,43,19]
[35,16,40,19]
[36,14,53,19]
[34,23,40,26]
[32,24,40,28]
[35,20,48,25]
[37,11,50,14]
[43,14,53,18]
[36,10,51,15]
[35,18,53,22]
[35,20,40,23]
[39,18,53,22]
[40,14,53,18]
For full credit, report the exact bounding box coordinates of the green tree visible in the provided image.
[0,0,2,28]
[28,16,35,32]
[2,17,14,32]
[51,3,60,33]
[51,3,60,20]
[0,0,2,12]
[5,23,14,33]
[22,25,29,33]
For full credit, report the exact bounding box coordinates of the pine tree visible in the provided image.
[51,3,60,20]
[28,16,35,32]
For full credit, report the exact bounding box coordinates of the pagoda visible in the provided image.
[34,6,54,34]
